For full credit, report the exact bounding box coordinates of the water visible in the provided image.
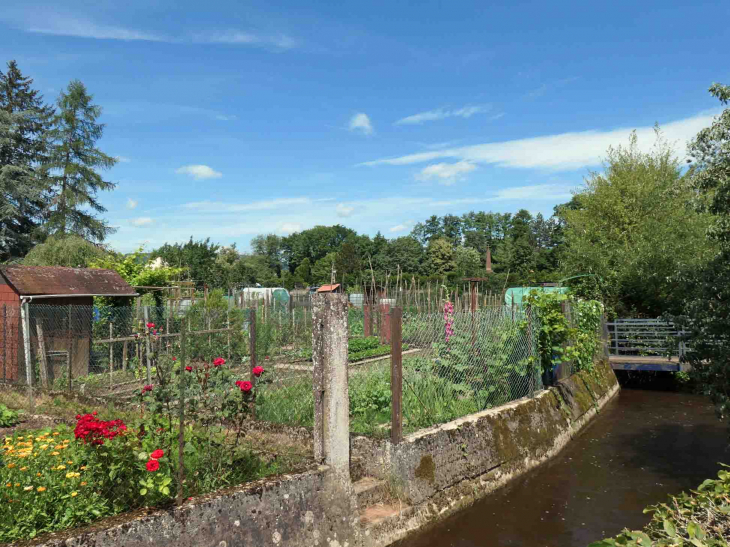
[395,389,730,547]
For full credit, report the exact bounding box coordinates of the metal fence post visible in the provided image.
[390,306,403,444]
[177,320,187,505]
[143,306,152,384]
[311,293,350,472]
[249,307,258,419]
[20,300,34,411]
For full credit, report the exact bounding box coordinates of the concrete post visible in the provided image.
[20,300,34,411]
[311,293,350,475]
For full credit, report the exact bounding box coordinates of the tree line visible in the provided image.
[0,60,116,262]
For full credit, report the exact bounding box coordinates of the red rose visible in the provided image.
[185,366,193,372]
[213,357,226,367]
[150,449,164,460]
[92,411,97,416]
[75,414,81,420]
[146,459,160,472]
[172,357,177,361]
[146,322,155,329]
[235,380,243,388]
[240,381,252,393]
[252,366,264,377]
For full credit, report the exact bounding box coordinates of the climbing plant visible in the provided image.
[525,291,603,376]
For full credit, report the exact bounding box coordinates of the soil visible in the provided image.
[0,413,66,438]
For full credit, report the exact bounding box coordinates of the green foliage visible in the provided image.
[89,247,182,296]
[151,237,220,287]
[43,80,116,242]
[590,466,730,547]
[23,234,109,268]
[561,130,715,317]
[426,237,455,276]
[0,403,19,427]
[0,60,53,262]
[525,290,603,376]
[678,82,730,420]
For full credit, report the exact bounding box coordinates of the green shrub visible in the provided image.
[590,466,730,547]
[0,404,20,428]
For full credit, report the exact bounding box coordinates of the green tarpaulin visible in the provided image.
[504,286,569,306]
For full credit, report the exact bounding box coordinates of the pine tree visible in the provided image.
[44,80,116,242]
[0,60,54,261]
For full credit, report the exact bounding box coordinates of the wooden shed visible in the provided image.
[0,266,136,384]
[316,284,343,294]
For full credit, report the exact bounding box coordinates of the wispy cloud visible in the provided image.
[278,222,302,235]
[176,165,222,180]
[126,198,138,210]
[192,31,297,49]
[184,198,313,213]
[415,161,477,185]
[362,111,716,172]
[215,114,238,121]
[8,13,299,50]
[525,77,579,99]
[395,104,491,126]
[389,220,415,233]
[349,113,374,136]
[115,155,132,163]
[130,217,153,227]
[336,203,355,218]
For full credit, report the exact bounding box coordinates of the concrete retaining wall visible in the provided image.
[353,359,620,546]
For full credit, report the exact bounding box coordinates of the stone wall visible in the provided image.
[352,359,620,546]
[23,466,361,547]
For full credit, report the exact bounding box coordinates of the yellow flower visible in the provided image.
[52,432,59,436]
[23,486,32,491]
[73,472,80,478]
[14,483,19,487]
[67,460,73,465]
[71,491,78,497]
[17,437,23,440]
[37,487,46,492]
[80,481,87,486]
[40,444,48,450]
[51,451,60,456]
[65,472,75,479]
[19,467,27,471]
[80,466,87,470]
[54,445,64,450]
[6,463,15,469]
[5,483,10,488]
[57,464,66,470]
[36,473,41,477]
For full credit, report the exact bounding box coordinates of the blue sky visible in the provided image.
[2,0,728,252]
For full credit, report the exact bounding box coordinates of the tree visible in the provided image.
[283,225,356,272]
[561,130,715,316]
[374,236,424,274]
[425,237,455,276]
[310,252,338,284]
[293,258,312,286]
[678,83,730,417]
[44,80,116,242]
[454,246,482,277]
[151,237,221,287]
[23,234,108,267]
[250,234,285,276]
[0,61,53,261]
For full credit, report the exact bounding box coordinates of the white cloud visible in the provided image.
[336,203,355,218]
[115,155,131,163]
[184,197,312,212]
[493,184,572,201]
[175,165,222,180]
[26,16,167,41]
[126,198,138,210]
[415,161,477,185]
[395,104,491,126]
[349,113,374,136]
[130,217,153,227]
[195,31,297,49]
[363,111,716,172]
[389,220,415,233]
[215,114,238,121]
[278,222,302,234]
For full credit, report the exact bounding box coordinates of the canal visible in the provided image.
[395,388,730,547]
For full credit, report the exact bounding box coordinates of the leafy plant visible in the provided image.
[0,404,20,427]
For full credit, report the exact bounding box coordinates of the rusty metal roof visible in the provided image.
[0,266,137,297]
[316,284,341,293]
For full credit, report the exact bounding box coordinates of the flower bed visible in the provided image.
[0,349,307,543]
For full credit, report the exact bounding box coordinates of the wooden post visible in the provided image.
[177,320,187,505]
[67,305,73,393]
[144,307,152,385]
[36,322,49,389]
[390,307,403,444]
[249,307,257,382]
[109,322,114,388]
[122,341,128,371]
[364,303,372,337]
[227,292,231,362]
